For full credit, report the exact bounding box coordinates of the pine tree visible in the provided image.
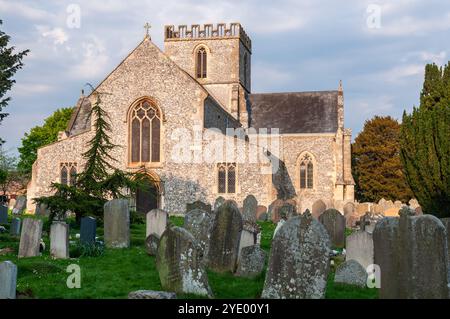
[400,63,450,218]
[352,116,413,203]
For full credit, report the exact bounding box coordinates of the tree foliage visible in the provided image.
[35,90,145,222]
[352,115,413,203]
[400,63,450,218]
[17,107,74,175]
[0,19,29,142]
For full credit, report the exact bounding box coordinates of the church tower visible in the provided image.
[164,23,251,125]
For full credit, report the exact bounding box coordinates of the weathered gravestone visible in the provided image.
[0,205,8,224]
[357,212,383,233]
[186,200,212,214]
[262,210,330,299]
[373,208,449,299]
[214,196,225,210]
[334,260,368,288]
[50,222,69,259]
[0,261,17,299]
[318,208,345,248]
[279,202,297,220]
[236,245,266,278]
[12,196,26,214]
[35,203,50,217]
[208,200,243,273]
[80,216,96,245]
[146,209,168,238]
[242,195,257,222]
[145,233,160,256]
[128,290,176,299]
[104,199,130,248]
[156,226,213,298]
[18,218,43,258]
[346,230,374,269]
[256,205,267,221]
[441,218,450,272]
[9,218,21,237]
[183,209,213,263]
[238,221,260,260]
[268,199,284,223]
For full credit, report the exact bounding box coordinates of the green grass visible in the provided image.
[0,215,378,299]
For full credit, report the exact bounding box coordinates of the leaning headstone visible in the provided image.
[12,196,26,215]
[236,245,266,278]
[50,222,69,259]
[262,210,330,299]
[346,230,374,269]
[186,200,212,214]
[318,209,346,248]
[104,199,130,248]
[18,218,43,258]
[128,290,176,299]
[80,216,96,245]
[9,218,21,237]
[145,233,160,256]
[156,226,213,298]
[0,205,8,224]
[183,209,213,263]
[146,209,168,238]
[0,261,17,299]
[242,195,258,222]
[214,196,225,210]
[238,221,260,259]
[334,260,368,288]
[373,208,449,299]
[208,200,243,273]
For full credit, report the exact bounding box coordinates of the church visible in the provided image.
[26,23,355,216]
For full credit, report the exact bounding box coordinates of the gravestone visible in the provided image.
[186,200,212,214]
[8,198,15,211]
[128,290,176,299]
[273,219,286,238]
[256,205,267,220]
[80,216,96,245]
[318,208,345,248]
[242,195,258,222]
[268,199,284,223]
[146,209,168,238]
[208,200,243,273]
[183,209,213,263]
[441,218,450,271]
[156,226,213,298]
[18,218,43,258]
[214,196,225,210]
[0,205,8,224]
[373,208,449,299]
[145,233,160,256]
[279,202,297,220]
[346,231,374,269]
[235,245,266,278]
[358,212,383,233]
[50,222,69,259]
[262,210,330,299]
[104,199,130,248]
[12,196,26,214]
[35,203,50,217]
[238,221,260,260]
[334,260,368,288]
[0,261,17,299]
[9,218,21,237]
[257,212,268,221]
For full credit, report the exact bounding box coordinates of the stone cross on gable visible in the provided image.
[144,22,151,38]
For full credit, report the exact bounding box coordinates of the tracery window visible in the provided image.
[196,47,207,79]
[217,163,236,194]
[130,99,161,163]
[60,162,77,186]
[299,154,314,189]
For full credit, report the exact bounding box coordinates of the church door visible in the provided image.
[136,178,159,214]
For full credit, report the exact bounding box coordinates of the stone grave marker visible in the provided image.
[242,195,257,222]
[104,199,130,248]
[334,260,368,288]
[18,218,43,258]
[183,209,213,263]
[186,200,212,214]
[318,208,345,248]
[9,218,21,237]
[0,261,17,299]
[12,196,26,214]
[0,205,8,224]
[80,216,96,245]
[146,208,168,238]
[346,230,374,269]
[235,245,266,278]
[50,222,69,259]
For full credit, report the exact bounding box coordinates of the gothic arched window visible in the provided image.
[60,166,68,185]
[196,47,207,79]
[130,99,161,163]
[69,166,77,186]
[217,163,236,194]
[299,153,314,189]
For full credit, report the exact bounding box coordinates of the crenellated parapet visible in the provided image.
[164,23,252,52]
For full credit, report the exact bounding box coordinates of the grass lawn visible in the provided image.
[0,214,378,299]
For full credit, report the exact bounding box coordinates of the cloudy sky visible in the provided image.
[0,0,449,155]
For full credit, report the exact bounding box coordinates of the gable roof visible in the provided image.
[248,91,339,134]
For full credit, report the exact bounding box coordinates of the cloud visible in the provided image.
[69,36,110,79]
[37,26,69,45]
[11,83,53,96]
[0,0,54,21]
[382,64,424,83]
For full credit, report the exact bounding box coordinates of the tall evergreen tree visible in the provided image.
[400,63,450,218]
[352,116,413,203]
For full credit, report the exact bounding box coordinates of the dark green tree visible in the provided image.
[400,63,450,218]
[352,116,413,203]
[0,20,29,143]
[17,107,74,175]
[35,90,145,222]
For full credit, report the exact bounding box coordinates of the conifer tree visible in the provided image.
[400,63,450,218]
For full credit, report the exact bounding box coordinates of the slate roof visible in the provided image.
[248,91,339,134]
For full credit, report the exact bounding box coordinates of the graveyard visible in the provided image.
[0,200,380,299]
